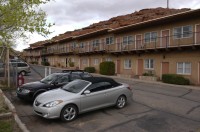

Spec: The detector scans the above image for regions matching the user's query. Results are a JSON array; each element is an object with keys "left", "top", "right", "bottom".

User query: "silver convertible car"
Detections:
[{"left": 33, "top": 77, "right": 132, "bottom": 122}]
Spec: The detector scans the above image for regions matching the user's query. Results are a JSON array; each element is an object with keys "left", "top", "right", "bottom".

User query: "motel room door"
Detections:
[
  {"left": 196, "top": 25, "right": 200, "bottom": 44},
  {"left": 161, "top": 30, "right": 170, "bottom": 48},
  {"left": 162, "top": 62, "right": 169, "bottom": 75},
  {"left": 136, "top": 34, "right": 142, "bottom": 49},
  {"left": 137, "top": 59, "right": 143, "bottom": 75},
  {"left": 116, "top": 60, "right": 121, "bottom": 74}
]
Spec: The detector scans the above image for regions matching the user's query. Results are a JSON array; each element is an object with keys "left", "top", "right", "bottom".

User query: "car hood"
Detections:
[
  {"left": 20, "top": 81, "right": 50, "bottom": 89},
  {"left": 36, "top": 88, "right": 77, "bottom": 103}
]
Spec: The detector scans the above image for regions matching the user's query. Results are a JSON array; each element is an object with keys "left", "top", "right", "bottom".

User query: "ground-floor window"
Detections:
[
  {"left": 94, "top": 58, "right": 99, "bottom": 65},
  {"left": 144, "top": 59, "right": 154, "bottom": 69},
  {"left": 105, "top": 58, "right": 112, "bottom": 62},
  {"left": 177, "top": 62, "right": 191, "bottom": 75},
  {"left": 82, "top": 59, "right": 87, "bottom": 65},
  {"left": 124, "top": 59, "right": 132, "bottom": 69}
]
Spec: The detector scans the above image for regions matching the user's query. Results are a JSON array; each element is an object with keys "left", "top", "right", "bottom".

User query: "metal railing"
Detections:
[{"left": 33, "top": 32, "right": 200, "bottom": 56}]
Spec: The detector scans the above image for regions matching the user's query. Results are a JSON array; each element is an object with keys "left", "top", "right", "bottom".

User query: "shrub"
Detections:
[
  {"left": 142, "top": 72, "right": 154, "bottom": 76},
  {"left": 69, "top": 62, "right": 74, "bottom": 67},
  {"left": 162, "top": 74, "right": 190, "bottom": 85},
  {"left": 41, "top": 61, "right": 50, "bottom": 66},
  {"left": 100, "top": 61, "right": 115, "bottom": 75},
  {"left": 84, "top": 67, "right": 95, "bottom": 73}
]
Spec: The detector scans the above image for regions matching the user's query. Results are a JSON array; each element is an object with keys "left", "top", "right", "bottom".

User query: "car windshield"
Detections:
[
  {"left": 40, "top": 74, "right": 58, "bottom": 84},
  {"left": 62, "top": 80, "right": 90, "bottom": 93}
]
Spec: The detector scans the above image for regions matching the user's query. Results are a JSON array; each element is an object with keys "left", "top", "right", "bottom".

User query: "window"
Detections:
[
  {"left": 87, "top": 82, "right": 110, "bottom": 93},
  {"left": 70, "top": 74, "right": 81, "bottom": 81},
  {"left": 144, "top": 32, "right": 157, "bottom": 43},
  {"left": 124, "top": 59, "right": 132, "bottom": 69},
  {"left": 177, "top": 62, "right": 191, "bottom": 74},
  {"left": 56, "top": 76, "right": 69, "bottom": 84},
  {"left": 123, "top": 36, "right": 134, "bottom": 45},
  {"left": 144, "top": 59, "right": 154, "bottom": 69},
  {"left": 92, "top": 39, "right": 99, "bottom": 47},
  {"left": 82, "top": 59, "right": 87, "bottom": 65},
  {"left": 71, "top": 42, "right": 76, "bottom": 48},
  {"left": 80, "top": 43, "right": 84, "bottom": 48},
  {"left": 106, "top": 37, "right": 114, "bottom": 45},
  {"left": 105, "top": 58, "right": 112, "bottom": 62},
  {"left": 174, "top": 25, "right": 192, "bottom": 39},
  {"left": 94, "top": 59, "right": 99, "bottom": 65},
  {"left": 18, "top": 63, "right": 28, "bottom": 67}
]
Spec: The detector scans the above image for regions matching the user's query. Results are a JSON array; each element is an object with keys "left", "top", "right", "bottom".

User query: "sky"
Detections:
[{"left": 16, "top": 0, "right": 200, "bottom": 51}]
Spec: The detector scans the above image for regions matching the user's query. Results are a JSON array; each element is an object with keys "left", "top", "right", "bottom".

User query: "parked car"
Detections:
[
  {"left": 10, "top": 62, "right": 31, "bottom": 75},
  {"left": 33, "top": 77, "right": 132, "bottom": 122},
  {"left": 17, "top": 72, "right": 93, "bottom": 101}
]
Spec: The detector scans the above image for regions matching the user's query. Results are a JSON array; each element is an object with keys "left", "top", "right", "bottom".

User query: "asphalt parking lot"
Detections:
[{"left": 3, "top": 65, "right": 200, "bottom": 132}]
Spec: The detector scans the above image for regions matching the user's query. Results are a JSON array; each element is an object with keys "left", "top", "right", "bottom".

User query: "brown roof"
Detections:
[{"left": 29, "top": 7, "right": 190, "bottom": 47}]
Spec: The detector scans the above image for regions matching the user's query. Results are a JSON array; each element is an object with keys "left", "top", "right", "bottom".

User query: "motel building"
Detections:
[{"left": 23, "top": 8, "right": 200, "bottom": 85}]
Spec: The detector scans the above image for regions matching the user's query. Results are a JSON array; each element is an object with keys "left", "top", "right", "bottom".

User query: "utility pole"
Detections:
[
  {"left": 6, "top": 46, "right": 10, "bottom": 87},
  {"left": 167, "top": 0, "right": 169, "bottom": 8}
]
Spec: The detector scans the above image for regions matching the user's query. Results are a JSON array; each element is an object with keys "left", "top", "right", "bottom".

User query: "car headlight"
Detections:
[
  {"left": 21, "top": 89, "right": 30, "bottom": 94},
  {"left": 43, "top": 100, "right": 63, "bottom": 108}
]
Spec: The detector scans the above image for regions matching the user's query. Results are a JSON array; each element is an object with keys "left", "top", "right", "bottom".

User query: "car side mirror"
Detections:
[{"left": 83, "top": 90, "right": 91, "bottom": 95}]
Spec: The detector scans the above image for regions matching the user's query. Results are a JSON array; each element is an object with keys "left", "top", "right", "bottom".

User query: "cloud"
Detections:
[{"left": 16, "top": 0, "right": 200, "bottom": 51}]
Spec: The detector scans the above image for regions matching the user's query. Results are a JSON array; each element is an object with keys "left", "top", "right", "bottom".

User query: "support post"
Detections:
[{"left": 7, "top": 47, "right": 10, "bottom": 87}]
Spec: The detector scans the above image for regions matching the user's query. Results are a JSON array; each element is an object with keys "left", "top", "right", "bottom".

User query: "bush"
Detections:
[
  {"left": 142, "top": 72, "right": 154, "bottom": 76},
  {"left": 41, "top": 61, "right": 50, "bottom": 66},
  {"left": 100, "top": 61, "right": 115, "bottom": 75},
  {"left": 84, "top": 67, "right": 95, "bottom": 73},
  {"left": 69, "top": 62, "right": 74, "bottom": 67},
  {"left": 162, "top": 74, "right": 190, "bottom": 85}
]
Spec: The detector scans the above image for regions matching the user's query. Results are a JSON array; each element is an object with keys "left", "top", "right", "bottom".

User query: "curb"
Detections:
[{"left": 0, "top": 89, "right": 30, "bottom": 132}]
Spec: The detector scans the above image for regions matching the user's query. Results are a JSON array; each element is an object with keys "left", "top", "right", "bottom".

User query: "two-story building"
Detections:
[{"left": 24, "top": 8, "right": 200, "bottom": 85}]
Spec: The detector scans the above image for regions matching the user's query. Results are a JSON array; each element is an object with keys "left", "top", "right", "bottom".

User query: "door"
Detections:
[
  {"left": 116, "top": 37, "right": 121, "bottom": 51},
  {"left": 196, "top": 25, "right": 200, "bottom": 44},
  {"left": 136, "top": 34, "right": 142, "bottom": 49},
  {"left": 138, "top": 59, "right": 143, "bottom": 75},
  {"left": 162, "top": 62, "right": 169, "bottom": 75},
  {"left": 80, "top": 83, "right": 107, "bottom": 112},
  {"left": 117, "top": 60, "right": 121, "bottom": 74},
  {"left": 199, "top": 62, "right": 200, "bottom": 85},
  {"left": 65, "top": 58, "right": 68, "bottom": 67},
  {"left": 161, "top": 30, "right": 170, "bottom": 48}
]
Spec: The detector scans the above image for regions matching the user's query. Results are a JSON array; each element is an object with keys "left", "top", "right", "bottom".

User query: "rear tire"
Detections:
[
  {"left": 60, "top": 104, "right": 78, "bottom": 122},
  {"left": 116, "top": 95, "right": 126, "bottom": 109}
]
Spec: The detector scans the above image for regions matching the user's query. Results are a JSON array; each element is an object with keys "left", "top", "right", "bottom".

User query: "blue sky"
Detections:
[{"left": 16, "top": 0, "right": 200, "bottom": 51}]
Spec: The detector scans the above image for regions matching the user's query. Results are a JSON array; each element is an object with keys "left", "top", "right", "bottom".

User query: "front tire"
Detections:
[
  {"left": 116, "top": 95, "right": 126, "bottom": 109},
  {"left": 60, "top": 104, "right": 78, "bottom": 122}
]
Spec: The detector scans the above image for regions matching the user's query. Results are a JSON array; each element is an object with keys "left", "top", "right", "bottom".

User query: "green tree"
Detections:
[{"left": 0, "top": 0, "right": 53, "bottom": 45}]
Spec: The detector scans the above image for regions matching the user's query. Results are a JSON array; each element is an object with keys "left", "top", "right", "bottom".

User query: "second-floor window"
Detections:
[
  {"left": 123, "top": 36, "right": 134, "bottom": 45},
  {"left": 144, "top": 59, "right": 154, "bottom": 69},
  {"left": 71, "top": 43, "right": 77, "bottom": 49},
  {"left": 80, "top": 43, "right": 84, "bottom": 48},
  {"left": 106, "top": 37, "right": 114, "bottom": 45},
  {"left": 173, "top": 25, "right": 192, "bottom": 39},
  {"left": 145, "top": 32, "right": 157, "bottom": 43},
  {"left": 92, "top": 40, "right": 99, "bottom": 47}
]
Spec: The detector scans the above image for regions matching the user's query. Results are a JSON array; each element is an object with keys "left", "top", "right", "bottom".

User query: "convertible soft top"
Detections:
[{"left": 82, "top": 77, "right": 120, "bottom": 86}]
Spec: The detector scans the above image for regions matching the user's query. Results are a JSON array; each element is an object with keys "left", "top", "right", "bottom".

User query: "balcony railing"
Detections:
[{"left": 39, "top": 32, "right": 200, "bottom": 56}]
